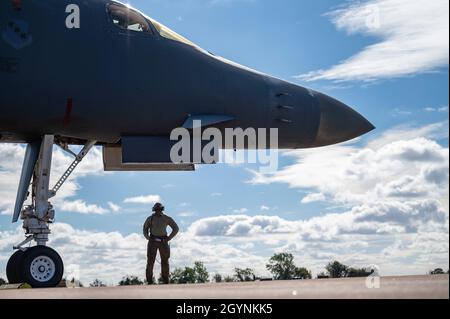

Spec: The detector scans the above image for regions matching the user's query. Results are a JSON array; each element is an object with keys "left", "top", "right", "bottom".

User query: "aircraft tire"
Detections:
[
  {"left": 6, "top": 250, "right": 25, "bottom": 284},
  {"left": 20, "top": 246, "right": 64, "bottom": 288}
]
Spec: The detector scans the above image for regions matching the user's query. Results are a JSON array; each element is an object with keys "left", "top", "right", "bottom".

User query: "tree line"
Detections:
[
  {"left": 1, "top": 254, "right": 447, "bottom": 287},
  {"left": 84, "top": 255, "right": 448, "bottom": 287}
]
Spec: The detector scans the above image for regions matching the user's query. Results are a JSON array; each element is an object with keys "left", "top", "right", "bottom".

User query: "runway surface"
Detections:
[{"left": 1, "top": 275, "right": 448, "bottom": 299}]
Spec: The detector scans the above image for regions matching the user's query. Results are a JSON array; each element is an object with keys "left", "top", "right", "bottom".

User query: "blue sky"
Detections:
[{"left": 0, "top": 0, "right": 448, "bottom": 285}]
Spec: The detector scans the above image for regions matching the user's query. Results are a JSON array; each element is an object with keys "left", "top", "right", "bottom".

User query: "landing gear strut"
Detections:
[{"left": 6, "top": 135, "right": 96, "bottom": 288}]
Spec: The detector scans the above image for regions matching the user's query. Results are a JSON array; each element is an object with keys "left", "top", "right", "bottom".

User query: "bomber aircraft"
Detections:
[{"left": 0, "top": 0, "right": 374, "bottom": 287}]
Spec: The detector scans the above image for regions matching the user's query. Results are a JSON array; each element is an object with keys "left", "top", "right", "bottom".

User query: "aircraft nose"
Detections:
[{"left": 312, "top": 91, "right": 375, "bottom": 147}]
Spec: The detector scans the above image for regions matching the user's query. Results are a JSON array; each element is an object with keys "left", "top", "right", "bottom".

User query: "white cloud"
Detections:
[
  {"left": 60, "top": 200, "right": 108, "bottom": 215},
  {"left": 123, "top": 194, "right": 161, "bottom": 205},
  {"left": 0, "top": 222, "right": 267, "bottom": 284},
  {"left": 233, "top": 208, "right": 249, "bottom": 214},
  {"left": 366, "top": 122, "right": 448, "bottom": 149},
  {"left": 183, "top": 195, "right": 448, "bottom": 275},
  {"left": 424, "top": 106, "right": 449, "bottom": 113},
  {"left": 301, "top": 193, "right": 326, "bottom": 204},
  {"left": 189, "top": 215, "right": 298, "bottom": 237},
  {"left": 391, "top": 108, "right": 412, "bottom": 117},
  {"left": 0, "top": 144, "right": 25, "bottom": 215},
  {"left": 0, "top": 144, "right": 105, "bottom": 216},
  {"left": 246, "top": 122, "right": 449, "bottom": 274},
  {"left": 0, "top": 144, "right": 118, "bottom": 216},
  {"left": 107, "top": 202, "right": 121, "bottom": 213},
  {"left": 251, "top": 123, "right": 449, "bottom": 207},
  {"left": 211, "top": 193, "right": 223, "bottom": 197},
  {"left": 178, "top": 211, "right": 195, "bottom": 217},
  {"left": 1, "top": 124, "right": 448, "bottom": 283},
  {"left": 188, "top": 200, "right": 447, "bottom": 239},
  {"left": 297, "top": 0, "right": 449, "bottom": 82},
  {"left": 260, "top": 205, "right": 270, "bottom": 211}
]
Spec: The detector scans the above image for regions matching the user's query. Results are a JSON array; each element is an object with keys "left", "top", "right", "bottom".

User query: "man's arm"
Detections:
[
  {"left": 167, "top": 217, "right": 179, "bottom": 241},
  {"left": 143, "top": 217, "right": 151, "bottom": 241}
]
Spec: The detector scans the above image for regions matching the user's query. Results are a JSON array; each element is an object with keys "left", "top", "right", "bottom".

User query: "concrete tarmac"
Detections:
[{"left": 0, "top": 275, "right": 448, "bottom": 299}]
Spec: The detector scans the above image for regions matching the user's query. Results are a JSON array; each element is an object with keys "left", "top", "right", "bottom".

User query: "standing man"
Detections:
[{"left": 143, "top": 202, "right": 179, "bottom": 284}]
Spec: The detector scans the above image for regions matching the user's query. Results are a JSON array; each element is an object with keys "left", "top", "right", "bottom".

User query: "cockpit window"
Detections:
[
  {"left": 108, "top": 1, "right": 198, "bottom": 47},
  {"left": 147, "top": 18, "right": 197, "bottom": 47},
  {"left": 107, "top": 3, "right": 151, "bottom": 33}
]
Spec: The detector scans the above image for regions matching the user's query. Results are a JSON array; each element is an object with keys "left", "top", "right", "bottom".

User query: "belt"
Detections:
[{"left": 150, "top": 235, "right": 167, "bottom": 242}]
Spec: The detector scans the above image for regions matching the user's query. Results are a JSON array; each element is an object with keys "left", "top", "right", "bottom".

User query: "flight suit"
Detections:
[{"left": 143, "top": 213, "right": 179, "bottom": 284}]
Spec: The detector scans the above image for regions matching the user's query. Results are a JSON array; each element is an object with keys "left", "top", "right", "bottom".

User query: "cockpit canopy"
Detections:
[{"left": 107, "top": 2, "right": 197, "bottom": 48}]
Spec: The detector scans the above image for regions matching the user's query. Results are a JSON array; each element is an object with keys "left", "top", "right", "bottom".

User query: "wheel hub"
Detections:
[{"left": 30, "top": 255, "right": 55, "bottom": 282}]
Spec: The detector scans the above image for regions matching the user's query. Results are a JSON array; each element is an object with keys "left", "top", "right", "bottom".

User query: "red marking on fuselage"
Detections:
[{"left": 63, "top": 98, "right": 73, "bottom": 126}]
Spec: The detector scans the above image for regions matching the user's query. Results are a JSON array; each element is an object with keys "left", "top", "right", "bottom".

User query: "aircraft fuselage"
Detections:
[{"left": 0, "top": 0, "right": 374, "bottom": 149}]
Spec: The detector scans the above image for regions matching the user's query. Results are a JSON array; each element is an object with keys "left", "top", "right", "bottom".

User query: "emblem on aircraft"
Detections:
[{"left": 2, "top": 19, "right": 32, "bottom": 50}]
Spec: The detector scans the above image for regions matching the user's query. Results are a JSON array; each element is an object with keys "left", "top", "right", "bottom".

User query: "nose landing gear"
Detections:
[{"left": 6, "top": 135, "right": 96, "bottom": 288}]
